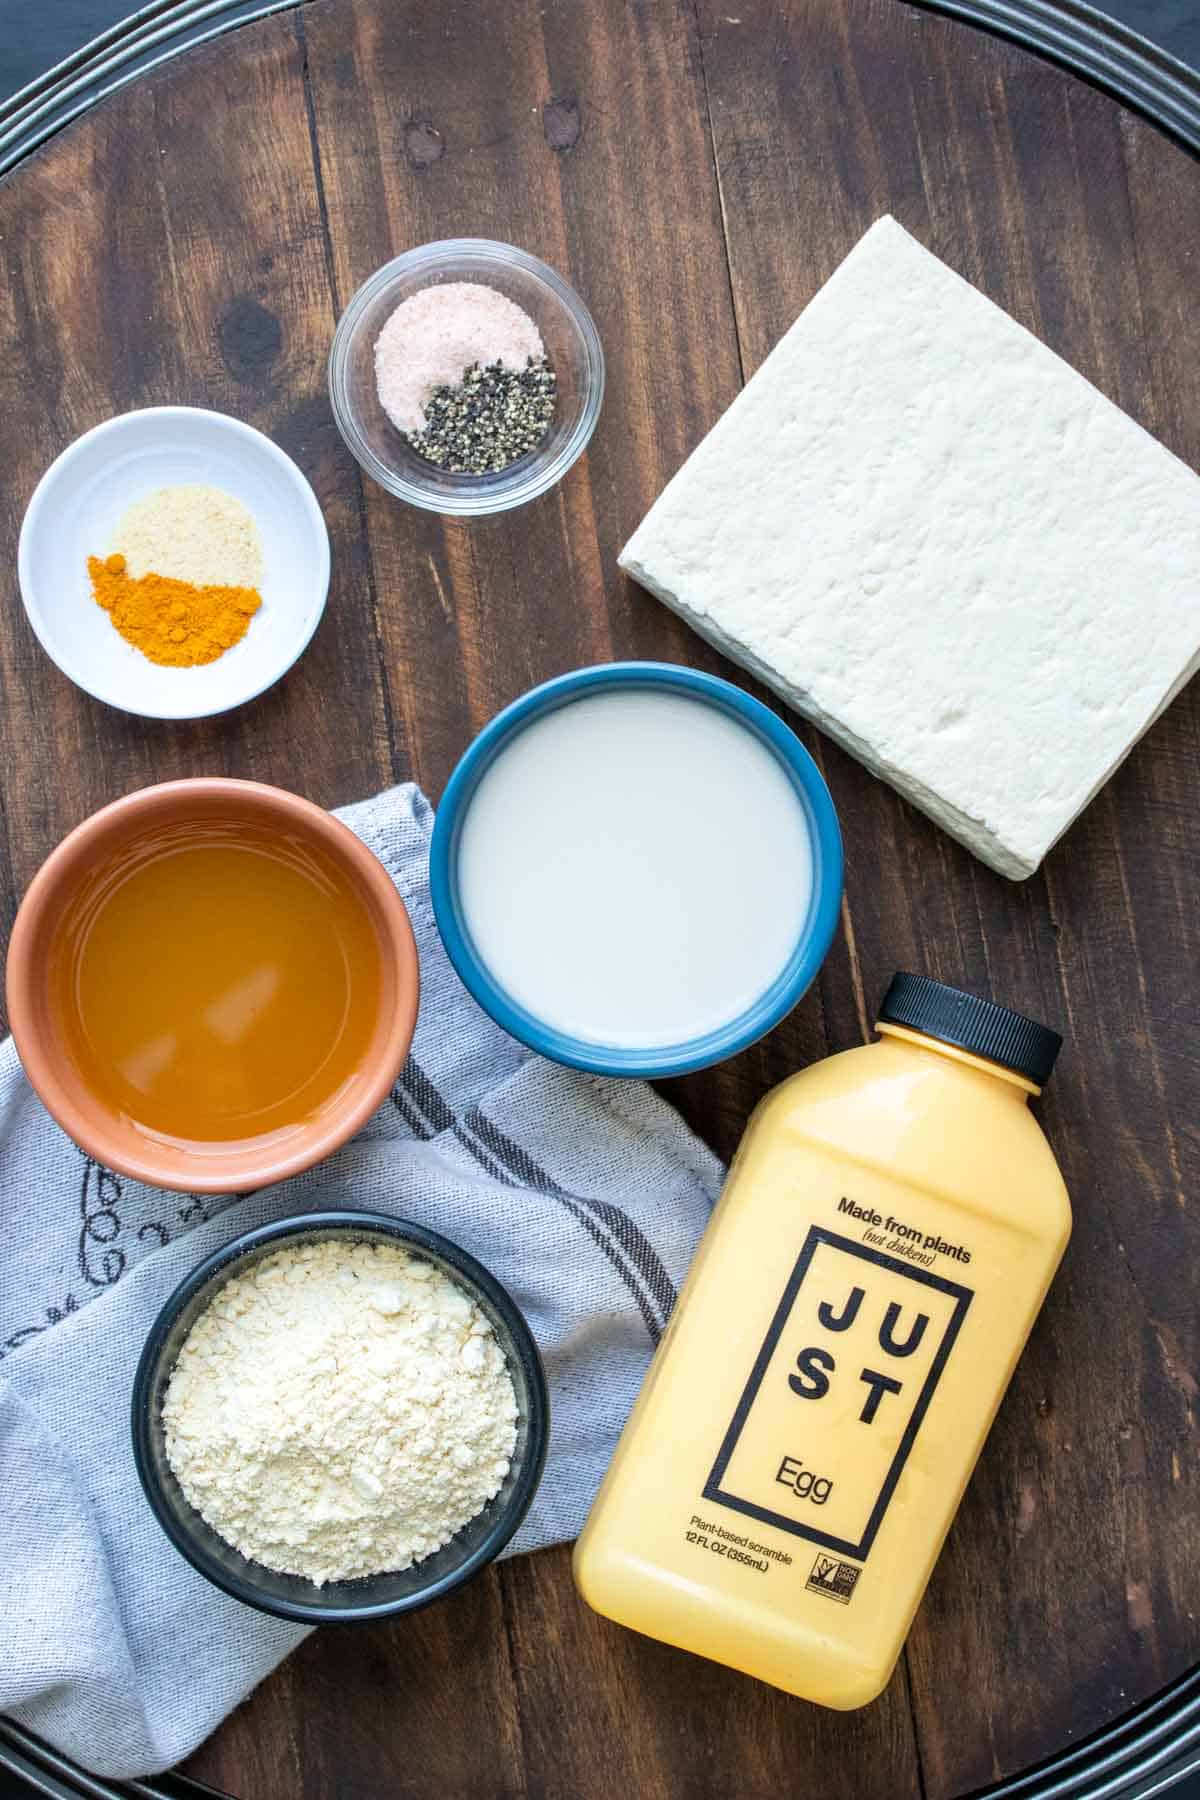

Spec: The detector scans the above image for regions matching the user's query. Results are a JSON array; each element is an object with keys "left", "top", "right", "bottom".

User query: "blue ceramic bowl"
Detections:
[{"left": 430, "top": 663, "right": 843, "bottom": 1079}]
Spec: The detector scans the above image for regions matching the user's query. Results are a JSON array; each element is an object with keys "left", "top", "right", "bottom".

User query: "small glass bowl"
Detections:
[
  {"left": 132, "top": 1211, "right": 550, "bottom": 1623},
  {"left": 328, "top": 239, "right": 604, "bottom": 516}
]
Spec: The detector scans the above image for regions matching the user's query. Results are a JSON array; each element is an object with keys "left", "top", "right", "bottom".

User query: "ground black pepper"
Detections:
[{"left": 406, "top": 356, "right": 557, "bottom": 475}]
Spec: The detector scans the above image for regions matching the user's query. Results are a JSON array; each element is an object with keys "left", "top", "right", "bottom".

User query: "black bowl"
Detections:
[{"left": 131, "top": 1209, "right": 550, "bottom": 1623}]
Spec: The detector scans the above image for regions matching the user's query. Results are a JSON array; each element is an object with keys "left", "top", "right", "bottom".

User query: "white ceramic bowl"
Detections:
[{"left": 18, "top": 407, "right": 330, "bottom": 720}]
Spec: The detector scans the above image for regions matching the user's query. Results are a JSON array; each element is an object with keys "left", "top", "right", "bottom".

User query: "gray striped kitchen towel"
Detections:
[{"left": 0, "top": 783, "right": 723, "bottom": 1780}]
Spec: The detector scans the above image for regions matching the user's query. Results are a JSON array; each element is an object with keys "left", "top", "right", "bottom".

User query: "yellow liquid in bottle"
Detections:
[
  {"left": 48, "top": 821, "right": 382, "bottom": 1146},
  {"left": 574, "top": 1020, "right": 1071, "bottom": 1708}
]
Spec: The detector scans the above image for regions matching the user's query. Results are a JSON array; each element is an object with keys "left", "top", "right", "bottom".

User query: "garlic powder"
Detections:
[
  {"left": 162, "top": 1238, "right": 519, "bottom": 1585},
  {"left": 114, "top": 484, "right": 263, "bottom": 590}
]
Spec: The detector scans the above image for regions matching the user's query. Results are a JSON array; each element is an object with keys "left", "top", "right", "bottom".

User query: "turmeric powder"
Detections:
[{"left": 88, "top": 553, "right": 261, "bottom": 668}]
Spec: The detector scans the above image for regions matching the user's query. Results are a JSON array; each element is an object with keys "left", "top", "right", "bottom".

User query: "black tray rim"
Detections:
[
  {"left": 0, "top": 0, "right": 1197, "bottom": 1796},
  {"left": 0, "top": 0, "right": 1198, "bottom": 173},
  {"left": 2, "top": 0, "right": 1196, "bottom": 172}
]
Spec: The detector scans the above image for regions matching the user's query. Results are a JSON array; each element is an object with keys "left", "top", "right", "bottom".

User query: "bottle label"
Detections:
[{"left": 703, "top": 1226, "right": 973, "bottom": 1561}]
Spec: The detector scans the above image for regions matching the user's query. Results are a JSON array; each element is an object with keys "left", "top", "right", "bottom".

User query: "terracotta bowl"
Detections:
[{"left": 6, "top": 779, "right": 419, "bottom": 1192}]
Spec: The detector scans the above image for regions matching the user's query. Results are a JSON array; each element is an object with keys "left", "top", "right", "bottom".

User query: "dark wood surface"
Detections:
[{"left": 0, "top": 1, "right": 1196, "bottom": 1795}]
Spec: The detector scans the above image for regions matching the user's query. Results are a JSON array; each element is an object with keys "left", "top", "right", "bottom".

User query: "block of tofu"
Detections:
[{"left": 620, "top": 215, "right": 1200, "bottom": 879}]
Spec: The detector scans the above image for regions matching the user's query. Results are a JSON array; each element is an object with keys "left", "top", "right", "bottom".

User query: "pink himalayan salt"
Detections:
[{"left": 374, "top": 282, "right": 545, "bottom": 434}]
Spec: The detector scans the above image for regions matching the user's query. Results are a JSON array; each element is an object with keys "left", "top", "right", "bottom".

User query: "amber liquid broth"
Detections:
[{"left": 49, "top": 821, "right": 382, "bottom": 1144}]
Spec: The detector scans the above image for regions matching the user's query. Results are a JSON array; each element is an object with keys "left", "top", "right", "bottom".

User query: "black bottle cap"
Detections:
[{"left": 877, "top": 972, "right": 1062, "bottom": 1087}]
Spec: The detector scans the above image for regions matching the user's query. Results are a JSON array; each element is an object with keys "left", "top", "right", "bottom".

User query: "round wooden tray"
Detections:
[{"left": 0, "top": 2, "right": 1197, "bottom": 1796}]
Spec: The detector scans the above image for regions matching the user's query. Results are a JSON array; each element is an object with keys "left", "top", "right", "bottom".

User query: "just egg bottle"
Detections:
[{"left": 573, "top": 974, "right": 1071, "bottom": 1708}]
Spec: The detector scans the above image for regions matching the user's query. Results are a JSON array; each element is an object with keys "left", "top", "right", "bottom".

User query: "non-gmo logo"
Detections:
[{"left": 806, "top": 1553, "right": 861, "bottom": 1604}]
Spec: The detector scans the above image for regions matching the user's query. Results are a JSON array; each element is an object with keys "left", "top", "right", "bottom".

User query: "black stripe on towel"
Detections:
[
  {"left": 465, "top": 1107, "right": 677, "bottom": 1325},
  {"left": 395, "top": 1058, "right": 666, "bottom": 1344}
]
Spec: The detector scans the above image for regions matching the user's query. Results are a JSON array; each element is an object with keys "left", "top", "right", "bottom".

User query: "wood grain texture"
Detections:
[
  {"left": 0, "top": 0, "right": 1194, "bottom": 1795},
  {"left": 0, "top": 10, "right": 393, "bottom": 926},
  {"left": 694, "top": 2, "right": 1200, "bottom": 1792}
]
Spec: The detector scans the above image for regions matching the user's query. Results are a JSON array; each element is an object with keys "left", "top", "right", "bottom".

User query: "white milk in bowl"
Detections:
[{"left": 455, "top": 688, "right": 816, "bottom": 1052}]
